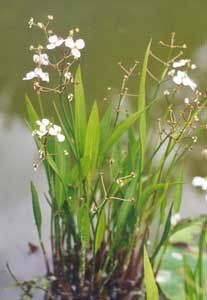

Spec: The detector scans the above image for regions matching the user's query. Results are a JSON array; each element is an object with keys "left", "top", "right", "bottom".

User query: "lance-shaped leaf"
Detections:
[
  {"left": 25, "top": 94, "right": 39, "bottom": 129},
  {"left": 31, "top": 181, "right": 42, "bottom": 239},
  {"left": 144, "top": 246, "right": 159, "bottom": 300},
  {"left": 99, "top": 110, "right": 143, "bottom": 166},
  {"left": 100, "top": 104, "right": 113, "bottom": 146},
  {"left": 74, "top": 66, "right": 87, "bottom": 157},
  {"left": 83, "top": 102, "right": 100, "bottom": 177},
  {"left": 95, "top": 209, "right": 106, "bottom": 254},
  {"left": 173, "top": 164, "right": 184, "bottom": 213},
  {"left": 138, "top": 40, "right": 152, "bottom": 171},
  {"left": 77, "top": 204, "right": 90, "bottom": 246}
]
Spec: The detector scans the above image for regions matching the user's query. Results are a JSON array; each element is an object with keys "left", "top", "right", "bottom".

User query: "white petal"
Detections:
[
  {"left": 42, "top": 119, "right": 50, "bottom": 126},
  {"left": 47, "top": 43, "right": 56, "bottom": 50},
  {"left": 173, "top": 59, "right": 189, "bottom": 68},
  {"left": 173, "top": 75, "right": 182, "bottom": 85},
  {"left": 35, "top": 68, "right": 49, "bottom": 82},
  {"left": 48, "top": 35, "right": 58, "bottom": 43},
  {"left": 41, "top": 72, "right": 49, "bottom": 82},
  {"left": 56, "top": 38, "right": 64, "bottom": 47},
  {"left": 201, "top": 180, "right": 207, "bottom": 191},
  {"left": 41, "top": 54, "right": 49, "bottom": 65},
  {"left": 182, "top": 76, "right": 197, "bottom": 90},
  {"left": 65, "top": 37, "right": 75, "bottom": 48},
  {"left": 53, "top": 125, "right": 61, "bottom": 133},
  {"left": 39, "top": 124, "right": 47, "bottom": 133},
  {"left": 71, "top": 48, "right": 81, "bottom": 59},
  {"left": 192, "top": 176, "right": 205, "bottom": 187},
  {"left": 191, "top": 64, "right": 197, "bottom": 70},
  {"left": 75, "top": 39, "right": 85, "bottom": 49},
  {"left": 48, "top": 127, "right": 57, "bottom": 136},
  {"left": 57, "top": 134, "right": 65, "bottom": 142},
  {"left": 33, "top": 54, "right": 40, "bottom": 64},
  {"left": 23, "top": 71, "right": 36, "bottom": 80}
]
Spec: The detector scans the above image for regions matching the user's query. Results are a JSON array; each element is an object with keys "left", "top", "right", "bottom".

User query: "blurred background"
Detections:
[{"left": 1, "top": 0, "right": 207, "bottom": 298}]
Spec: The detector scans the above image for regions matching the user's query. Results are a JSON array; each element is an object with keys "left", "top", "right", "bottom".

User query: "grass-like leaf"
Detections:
[
  {"left": 31, "top": 181, "right": 42, "bottom": 239},
  {"left": 78, "top": 204, "right": 90, "bottom": 246},
  {"left": 99, "top": 110, "right": 144, "bottom": 166},
  {"left": 138, "top": 40, "right": 152, "bottom": 171},
  {"left": 144, "top": 246, "right": 159, "bottom": 300},
  {"left": 95, "top": 209, "right": 106, "bottom": 254},
  {"left": 75, "top": 66, "right": 87, "bottom": 157},
  {"left": 25, "top": 94, "right": 39, "bottom": 129},
  {"left": 84, "top": 102, "right": 100, "bottom": 178},
  {"left": 173, "top": 165, "right": 184, "bottom": 213}
]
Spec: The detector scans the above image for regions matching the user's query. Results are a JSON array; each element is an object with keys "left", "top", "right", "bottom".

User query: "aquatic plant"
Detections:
[{"left": 16, "top": 15, "right": 207, "bottom": 299}]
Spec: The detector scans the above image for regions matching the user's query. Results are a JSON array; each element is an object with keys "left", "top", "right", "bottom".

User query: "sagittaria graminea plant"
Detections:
[{"left": 21, "top": 16, "right": 207, "bottom": 299}]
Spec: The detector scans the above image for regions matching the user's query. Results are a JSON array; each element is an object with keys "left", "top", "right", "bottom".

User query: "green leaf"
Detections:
[
  {"left": 152, "top": 204, "right": 173, "bottom": 259},
  {"left": 31, "top": 181, "right": 42, "bottom": 239},
  {"left": 47, "top": 155, "right": 66, "bottom": 186},
  {"left": 77, "top": 204, "right": 90, "bottom": 245},
  {"left": 173, "top": 165, "right": 184, "bottom": 213},
  {"left": 100, "top": 104, "right": 113, "bottom": 146},
  {"left": 25, "top": 94, "right": 39, "bottom": 129},
  {"left": 83, "top": 102, "right": 100, "bottom": 177},
  {"left": 144, "top": 246, "right": 159, "bottom": 300},
  {"left": 54, "top": 140, "right": 68, "bottom": 208},
  {"left": 138, "top": 40, "right": 152, "bottom": 171},
  {"left": 74, "top": 66, "right": 87, "bottom": 157},
  {"left": 99, "top": 110, "right": 143, "bottom": 166},
  {"left": 95, "top": 209, "right": 106, "bottom": 254},
  {"left": 195, "top": 219, "right": 207, "bottom": 300},
  {"left": 184, "top": 257, "right": 197, "bottom": 300}
]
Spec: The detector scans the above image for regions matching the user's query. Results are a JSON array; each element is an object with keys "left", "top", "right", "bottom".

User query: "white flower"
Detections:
[
  {"left": 33, "top": 119, "right": 65, "bottom": 142},
  {"left": 33, "top": 53, "right": 49, "bottom": 65},
  {"left": 163, "top": 90, "right": 170, "bottom": 96},
  {"left": 48, "top": 15, "right": 54, "bottom": 21},
  {"left": 184, "top": 97, "right": 190, "bottom": 105},
  {"left": 48, "top": 124, "right": 65, "bottom": 142},
  {"left": 170, "top": 213, "right": 181, "bottom": 226},
  {"left": 191, "top": 64, "right": 197, "bottom": 70},
  {"left": 192, "top": 176, "right": 207, "bottom": 190},
  {"left": 172, "top": 59, "right": 189, "bottom": 68},
  {"left": 47, "top": 35, "right": 64, "bottom": 50},
  {"left": 172, "top": 70, "right": 197, "bottom": 91},
  {"left": 23, "top": 68, "right": 49, "bottom": 82},
  {"left": 64, "top": 71, "right": 72, "bottom": 80},
  {"left": 65, "top": 37, "right": 85, "bottom": 59},
  {"left": 34, "top": 119, "right": 50, "bottom": 138}
]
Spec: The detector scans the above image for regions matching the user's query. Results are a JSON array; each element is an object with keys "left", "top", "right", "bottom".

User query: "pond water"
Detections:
[{"left": 1, "top": 1, "right": 207, "bottom": 298}]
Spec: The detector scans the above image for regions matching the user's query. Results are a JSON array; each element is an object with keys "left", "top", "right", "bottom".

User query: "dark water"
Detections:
[{"left": 1, "top": 1, "right": 207, "bottom": 298}]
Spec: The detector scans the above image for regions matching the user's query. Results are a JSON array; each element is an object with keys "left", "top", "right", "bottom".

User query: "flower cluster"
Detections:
[
  {"left": 168, "top": 59, "right": 197, "bottom": 91},
  {"left": 192, "top": 176, "right": 207, "bottom": 202},
  {"left": 23, "top": 16, "right": 85, "bottom": 90},
  {"left": 32, "top": 118, "right": 65, "bottom": 142}
]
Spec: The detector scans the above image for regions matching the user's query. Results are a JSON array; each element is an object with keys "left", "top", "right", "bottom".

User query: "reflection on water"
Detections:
[
  {"left": 0, "top": 113, "right": 50, "bottom": 299},
  {"left": 1, "top": 0, "right": 207, "bottom": 298}
]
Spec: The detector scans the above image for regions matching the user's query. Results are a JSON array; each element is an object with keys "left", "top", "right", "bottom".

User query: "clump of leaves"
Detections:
[{"left": 13, "top": 17, "right": 207, "bottom": 299}]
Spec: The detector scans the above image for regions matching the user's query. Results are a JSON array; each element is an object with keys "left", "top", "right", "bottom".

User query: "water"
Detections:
[{"left": 1, "top": 1, "right": 207, "bottom": 298}]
